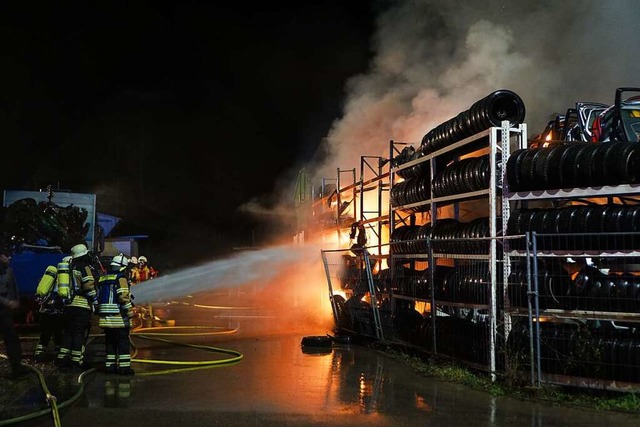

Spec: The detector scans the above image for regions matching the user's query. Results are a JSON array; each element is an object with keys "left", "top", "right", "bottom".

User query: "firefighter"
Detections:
[
  {"left": 0, "top": 249, "right": 31, "bottom": 379},
  {"left": 349, "top": 221, "right": 367, "bottom": 249},
  {"left": 136, "top": 256, "right": 158, "bottom": 282},
  {"left": 97, "top": 253, "right": 135, "bottom": 375},
  {"left": 33, "top": 256, "right": 69, "bottom": 362},
  {"left": 56, "top": 243, "right": 98, "bottom": 370},
  {"left": 128, "top": 256, "right": 139, "bottom": 284}
]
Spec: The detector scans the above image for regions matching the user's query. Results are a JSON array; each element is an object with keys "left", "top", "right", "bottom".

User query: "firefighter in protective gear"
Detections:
[
  {"left": 97, "top": 253, "right": 135, "bottom": 375},
  {"left": 128, "top": 256, "right": 139, "bottom": 284},
  {"left": 134, "top": 255, "right": 158, "bottom": 283},
  {"left": 56, "top": 244, "right": 98, "bottom": 369},
  {"left": 33, "top": 256, "right": 69, "bottom": 362}
]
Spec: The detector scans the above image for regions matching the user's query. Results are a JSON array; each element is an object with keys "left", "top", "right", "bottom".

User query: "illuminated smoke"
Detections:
[
  {"left": 242, "top": 0, "right": 640, "bottom": 229},
  {"left": 311, "top": 0, "right": 640, "bottom": 182}
]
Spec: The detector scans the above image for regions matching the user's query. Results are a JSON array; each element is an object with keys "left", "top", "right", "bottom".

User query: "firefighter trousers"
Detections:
[
  {"left": 35, "top": 312, "right": 64, "bottom": 357},
  {"left": 57, "top": 306, "right": 91, "bottom": 366},
  {"left": 104, "top": 327, "right": 131, "bottom": 369}
]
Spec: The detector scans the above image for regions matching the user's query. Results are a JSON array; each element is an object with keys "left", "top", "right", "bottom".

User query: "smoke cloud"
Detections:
[
  {"left": 237, "top": 0, "right": 640, "bottom": 243},
  {"left": 310, "top": 0, "right": 640, "bottom": 182}
]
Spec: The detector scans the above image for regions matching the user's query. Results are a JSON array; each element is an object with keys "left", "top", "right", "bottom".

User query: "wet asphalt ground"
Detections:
[{"left": 2, "top": 288, "right": 640, "bottom": 427}]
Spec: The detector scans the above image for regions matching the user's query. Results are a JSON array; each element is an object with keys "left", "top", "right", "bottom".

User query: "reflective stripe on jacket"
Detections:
[
  {"left": 97, "top": 270, "right": 133, "bottom": 328},
  {"left": 67, "top": 265, "right": 97, "bottom": 310}
]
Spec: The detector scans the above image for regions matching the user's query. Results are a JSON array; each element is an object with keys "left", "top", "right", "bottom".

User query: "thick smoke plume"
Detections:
[
  {"left": 239, "top": 0, "right": 640, "bottom": 240},
  {"left": 311, "top": 0, "right": 640, "bottom": 182}
]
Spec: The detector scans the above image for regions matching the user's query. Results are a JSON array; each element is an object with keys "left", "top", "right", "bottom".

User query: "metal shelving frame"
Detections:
[
  {"left": 359, "top": 155, "right": 390, "bottom": 258},
  {"left": 389, "top": 121, "right": 526, "bottom": 379},
  {"left": 503, "top": 140, "right": 640, "bottom": 390}
]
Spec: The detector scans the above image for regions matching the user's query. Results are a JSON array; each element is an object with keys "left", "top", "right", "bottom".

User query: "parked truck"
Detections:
[{"left": 0, "top": 187, "right": 141, "bottom": 324}]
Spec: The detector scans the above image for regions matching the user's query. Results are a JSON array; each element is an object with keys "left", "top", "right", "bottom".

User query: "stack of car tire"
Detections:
[
  {"left": 432, "top": 154, "right": 501, "bottom": 197},
  {"left": 507, "top": 319, "right": 640, "bottom": 383},
  {"left": 389, "top": 177, "right": 431, "bottom": 212},
  {"left": 390, "top": 89, "right": 525, "bottom": 210},
  {"left": 506, "top": 205, "right": 640, "bottom": 250},
  {"left": 390, "top": 218, "right": 499, "bottom": 255},
  {"left": 506, "top": 141, "right": 640, "bottom": 191},
  {"left": 420, "top": 89, "right": 526, "bottom": 158}
]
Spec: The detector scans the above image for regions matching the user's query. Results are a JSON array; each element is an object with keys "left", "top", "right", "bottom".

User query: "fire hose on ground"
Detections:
[
  {"left": 0, "top": 303, "right": 245, "bottom": 427},
  {"left": 0, "top": 353, "right": 80, "bottom": 427}
]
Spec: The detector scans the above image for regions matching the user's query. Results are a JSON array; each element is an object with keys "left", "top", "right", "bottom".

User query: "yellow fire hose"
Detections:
[
  {"left": 0, "top": 354, "right": 84, "bottom": 427},
  {"left": 167, "top": 300, "right": 257, "bottom": 310},
  {"left": 130, "top": 324, "right": 244, "bottom": 368},
  {"left": 1, "top": 314, "right": 244, "bottom": 426}
]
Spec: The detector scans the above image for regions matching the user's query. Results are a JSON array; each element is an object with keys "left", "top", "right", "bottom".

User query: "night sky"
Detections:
[
  {"left": 3, "top": 1, "right": 639, "bottom": 271},
  {"left": 1, "top": 1, "right": 375, "bottom": 269}
]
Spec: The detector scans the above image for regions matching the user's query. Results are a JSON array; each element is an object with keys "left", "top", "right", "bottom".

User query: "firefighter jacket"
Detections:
[
  {"left": 97, "top": 268, "right": 134, "bottom": 328},
  {"left": 58, "top": 259, "right": 97, "bottom": 310},
  {"left": 133, "top": 265, "right": 158, "bottom": 283},
  {"left": 129, "top": 266, "right": 140, "bottom": 284}
]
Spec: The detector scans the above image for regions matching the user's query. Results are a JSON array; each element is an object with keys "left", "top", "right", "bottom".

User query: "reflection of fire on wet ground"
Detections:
[{"left": 145, "top": 281, "right": 335, "bottom": 339}]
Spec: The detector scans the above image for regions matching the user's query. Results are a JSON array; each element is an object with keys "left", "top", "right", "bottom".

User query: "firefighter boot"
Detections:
[
  {"left": 118, "top": 367, "right": 135, "bottom": 376},
  {"left": 105, "top": 365, "right": 118, "bottom": 375}
]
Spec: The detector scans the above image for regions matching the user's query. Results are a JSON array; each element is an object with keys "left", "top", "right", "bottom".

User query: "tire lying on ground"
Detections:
[{"left": 301, "top": 335, "right": 333, "bottom": 348}]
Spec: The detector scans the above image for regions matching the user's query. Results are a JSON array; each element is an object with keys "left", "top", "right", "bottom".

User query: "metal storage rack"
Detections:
[
  {"left": 319, "top": 153, "right": 393, "bottom": 342},
  {"left": 503, "top": 143, "right": 640, "bottom": 390},
  {"left": 390, "top": 121, "right": 527, "bottom": 376}
]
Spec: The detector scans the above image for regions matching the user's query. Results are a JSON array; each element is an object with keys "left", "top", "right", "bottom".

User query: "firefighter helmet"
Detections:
[
  {"left": 111, "top": 253, "right": 129, "bottom": 267},
  {"left": 138, "top": 256, "right": 147, "bottom": 264},
  {"left": 70, "top": 244, "right": 88, "bottom": 259},
  {"left": 62, "top": 255, "right": 72, "bottom": 263},
  {"left": 130, "top": 256, "right": 138, "bottom": 264}
]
